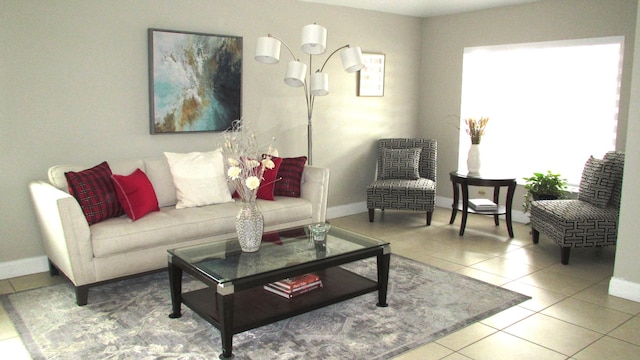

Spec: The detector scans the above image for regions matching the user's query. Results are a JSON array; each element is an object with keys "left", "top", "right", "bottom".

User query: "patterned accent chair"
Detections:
[
  {"left": 366, "top": 138, "right": 437, "bottom": 225},
  {"left": 530, "top": 151, "right": 625, "bottom": 265}
]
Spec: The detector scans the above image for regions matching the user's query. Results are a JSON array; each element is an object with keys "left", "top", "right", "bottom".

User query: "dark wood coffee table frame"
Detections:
[
  {"left": 168, "top": 229, "right": 391, "bottom": 359},
  {"left": 449, "top": 171, "right": 517, "bottom": 238}
]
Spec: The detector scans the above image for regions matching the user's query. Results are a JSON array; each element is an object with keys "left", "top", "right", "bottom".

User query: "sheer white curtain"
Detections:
[{"left": 458, "top": 37, "right": 623, "bottom": 185}]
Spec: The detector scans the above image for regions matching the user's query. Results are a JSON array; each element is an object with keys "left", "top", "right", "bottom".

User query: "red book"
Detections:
[
  {"left": 263, "top": 282, "right": 322, "bottom": 299},
  {"left": 268, "top": 279, "right": 323, "bottom": 293},
  {"left": 271, "top": 273, "right": 320, "bottom": 291}
]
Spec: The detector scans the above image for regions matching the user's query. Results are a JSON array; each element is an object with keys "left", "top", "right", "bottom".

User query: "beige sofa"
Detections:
[{"left": 29, "top": 157, "right": 330, "bottom": 305}]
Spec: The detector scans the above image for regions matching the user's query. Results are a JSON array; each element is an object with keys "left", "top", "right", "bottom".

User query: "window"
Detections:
[{"left": 458, "top": 37, "right": 623, "bottom": 186}]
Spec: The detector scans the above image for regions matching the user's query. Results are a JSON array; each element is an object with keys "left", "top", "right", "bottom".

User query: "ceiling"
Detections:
[{"left": 299, "top": 0, "right": 541, "bottom": 18}]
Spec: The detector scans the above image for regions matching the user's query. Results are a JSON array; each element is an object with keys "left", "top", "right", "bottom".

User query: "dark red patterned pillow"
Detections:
[
  {"left": 274, "top": 156, "right": 307, "bottom": 197},
  {"left": 65, "top": 161, "right": 123, "bottom": 225}
]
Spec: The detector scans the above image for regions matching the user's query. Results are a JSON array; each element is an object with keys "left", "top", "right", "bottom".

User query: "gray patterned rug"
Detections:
[{"left": 2, "top": 255, "right": 528, "bottom": 359}]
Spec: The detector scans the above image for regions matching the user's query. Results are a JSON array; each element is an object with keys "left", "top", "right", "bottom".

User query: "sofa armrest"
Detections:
[
  {"left": 28, "top": 181, "right": 95, "bottom": 285},
  {"left": 300, "top": 166, "right": 330, "bottom": 223}
]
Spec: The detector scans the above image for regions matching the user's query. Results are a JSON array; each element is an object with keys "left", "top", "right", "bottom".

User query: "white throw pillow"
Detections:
[{"left": 164, "top": 150, "right": 232, "bottom": 209}]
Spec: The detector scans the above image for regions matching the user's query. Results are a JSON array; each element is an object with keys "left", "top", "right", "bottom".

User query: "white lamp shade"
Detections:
[
  {"left": 284, "top": 61, "right": 307, "bottom": 87},
  {"left": 255, "top": 36, "right": 281, "bottom": 64},
  {"left": 301, "top": 24, "right": 327, "bottom": 55},
  {"left": 340, "top": 46, "right": 365, "bottom": 72},
  {"left": 310, "top": 72, "right": 329, "bottom": 96}
]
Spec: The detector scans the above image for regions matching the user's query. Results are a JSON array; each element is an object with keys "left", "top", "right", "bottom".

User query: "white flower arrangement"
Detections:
[{"left": 221, "top": 120, "right": 276, "bottom": 202}]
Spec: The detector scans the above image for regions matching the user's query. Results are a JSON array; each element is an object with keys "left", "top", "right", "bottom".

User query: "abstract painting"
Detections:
[{"left": 148, "top": 29, "right": 242, "bottom": 133}]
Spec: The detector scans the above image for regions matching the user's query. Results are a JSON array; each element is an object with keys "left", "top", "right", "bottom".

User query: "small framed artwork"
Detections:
[
  {"left": 357, "top": 53, "right": 385, "bottom": 97},
  {"left": 148, "top": 28, "right": 243, "bottom": 134}
]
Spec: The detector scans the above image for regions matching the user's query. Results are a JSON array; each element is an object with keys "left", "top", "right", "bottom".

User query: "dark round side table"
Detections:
[{"left": 449, "top": 171, "right": 517, "bottom": 238}]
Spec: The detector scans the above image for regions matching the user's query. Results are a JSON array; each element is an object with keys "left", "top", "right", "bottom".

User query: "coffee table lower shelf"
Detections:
[{"left": 181, "top": 266, "right": 378, "bottom": 336}]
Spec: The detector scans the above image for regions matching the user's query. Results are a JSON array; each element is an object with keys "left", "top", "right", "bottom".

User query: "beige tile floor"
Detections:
[{"left": 1, "top": 208, "right": 639, "bottom": 359}]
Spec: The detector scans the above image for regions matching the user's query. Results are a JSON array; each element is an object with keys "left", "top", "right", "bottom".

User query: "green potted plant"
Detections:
[{"left": 522, "top": 171, "right": 568, "bottom": 213}]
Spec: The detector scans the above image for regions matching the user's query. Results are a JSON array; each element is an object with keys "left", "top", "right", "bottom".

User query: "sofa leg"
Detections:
[
  {"left": 368, "top": 209, "right": 374, "bottom": 222},
  {"left": 48, "top": 259, "right": 60, "bottom": 276},
  {"left": 560, "top": 247, "right": 571, "bottom": 265},
  {"left": 426, "top": 211, "right": 432, "bottom": 226},
  {"left": 532, "top": 229, "right": 540, "bottom": 244},
  {"left": 75, "top": 286, "right": 89, "bottom": 306}
]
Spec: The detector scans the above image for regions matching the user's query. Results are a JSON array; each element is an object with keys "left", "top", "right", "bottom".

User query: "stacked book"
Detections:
[
  {"left": 264, "top": 273, "right": 323, "bottom": 299},
  {"left": 468, "top": 198, "right": 498, "bottom": 211}
]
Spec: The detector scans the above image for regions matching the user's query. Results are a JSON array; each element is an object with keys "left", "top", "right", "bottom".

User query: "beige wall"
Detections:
[
  {"left": 612, "top": 0, "right": 640, "bottom": 297},
  {"left": 0, "top": 0, "right": 422, "bottom": 266}
]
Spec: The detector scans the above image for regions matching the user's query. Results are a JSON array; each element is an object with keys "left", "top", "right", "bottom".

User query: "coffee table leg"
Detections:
[
  {"left": 217, "top": 285, "right": 235, "bottom": 359},
  {"left": 376, "top": 247, "right": 391, "bottom": 307},
  {"left": 168, "top": 259, "right": 182, "bottom": 319}
]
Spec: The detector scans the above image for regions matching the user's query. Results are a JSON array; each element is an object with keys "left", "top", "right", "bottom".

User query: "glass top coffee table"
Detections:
[{"left": 167, "top": 225, "right": 391, "bottom": 359}]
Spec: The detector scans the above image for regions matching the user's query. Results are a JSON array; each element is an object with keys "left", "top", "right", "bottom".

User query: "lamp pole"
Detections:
[{"left": 304, "top": 45, "right": 350, "bottom": 165}]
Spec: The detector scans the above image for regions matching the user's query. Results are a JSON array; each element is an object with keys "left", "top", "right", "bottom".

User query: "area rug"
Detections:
[{"left": 2, "top": 254, "right": 529, "bottom": 359}]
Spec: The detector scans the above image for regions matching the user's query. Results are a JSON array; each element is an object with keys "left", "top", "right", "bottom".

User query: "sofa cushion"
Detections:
[
  {"left": 578, "top": 156, "right": 616, "bottom": 208},
  {"left": 164, "top": 150, "right": 232, "bottom": 209},
  {"left": 48, "top": 159, "right": 144, "bottom": 191},
  {"left": 143, "top": 157, "right": 177, "bottom": 207},
  {"left": 90, "top": 198, "right": 313, "bottom": 258},
  {"left": 380, "top": 147, "right": 421, "bottom": 180},
  {"left": 65, "top": 161, "right": 124, "bottom": 225},
  {"left": 112, "top": 169, "right": 160, "bottom": 221},
  {"left": 274, "top": 156, "right": 307, "bottom": 197}
]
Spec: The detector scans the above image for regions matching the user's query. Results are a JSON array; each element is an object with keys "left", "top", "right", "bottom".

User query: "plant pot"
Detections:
[{"left": 533, "top": 194, "right": 559, "bottom": 201}]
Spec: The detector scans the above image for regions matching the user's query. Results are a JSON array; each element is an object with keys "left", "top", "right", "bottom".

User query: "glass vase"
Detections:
[
  {"left": 235, "top": 201, "right": 264, "bottom": 252},
  {"left": 467, "top": 144, "right": 481, "bottom": 174}
]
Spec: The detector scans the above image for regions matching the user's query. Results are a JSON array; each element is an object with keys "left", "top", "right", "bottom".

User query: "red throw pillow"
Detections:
[
  {"left": 261, "top": 232, "right": 283, "bottom": 245},
  {"left": 65, "top": 161, "right": 124, "bottom": 225},
  {"left": 111, "top": 168, "right": 160, "bottom": 221},
  {"left": 257, "top": 156, "right": 283, "bottom": 200},
  {"left": 274, "top": 156, "right": 307, "bottom": 197}
]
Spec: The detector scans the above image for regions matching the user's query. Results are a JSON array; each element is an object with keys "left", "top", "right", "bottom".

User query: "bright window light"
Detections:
[{"left": 458, "top": 37, "right": 623, "bottom": 186}]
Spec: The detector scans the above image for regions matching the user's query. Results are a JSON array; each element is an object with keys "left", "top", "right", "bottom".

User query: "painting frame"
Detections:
[
  {"left": 357, "top": 53, "right": 385, "bottom": 97},
  {"left": 148, "top": 28, "right": 243, "bottom": 134}
]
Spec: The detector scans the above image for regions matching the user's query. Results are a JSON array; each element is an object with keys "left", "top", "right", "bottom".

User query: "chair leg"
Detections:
[
  {"left": 426, "top": 211, "right": 432, "bottom": 226},
  {"left": 368, "top": 209, "right": 374, "bottom": 222},
  {"left": 560, "top": 247, "right": 571, "bottom": 265},
  {"left": 532, "top": 229, "right": 540, "bottom": 244}
]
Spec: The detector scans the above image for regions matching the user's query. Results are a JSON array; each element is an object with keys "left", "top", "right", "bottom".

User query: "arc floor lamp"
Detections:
[{"left": 255, "top": 23, "right": 364, "bottom": 165}]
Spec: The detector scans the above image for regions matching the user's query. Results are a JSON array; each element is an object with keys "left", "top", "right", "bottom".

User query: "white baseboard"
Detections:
[
  {"left": 0, "top": 255, "right": 49, "bottom": 280},
  {"left": 327, "top": 201, "right": 367, "bottom": 219},
  {"left": 609, "top": 277, "right": 640, "bottom": 302},
  {"left": 327, "top": 197, "right": 531, "bottom": 224}
]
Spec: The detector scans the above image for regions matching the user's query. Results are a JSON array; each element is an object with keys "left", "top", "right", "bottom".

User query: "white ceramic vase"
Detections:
[{"left": 467, "top": 144, "right": 481, "bottom": 174}]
